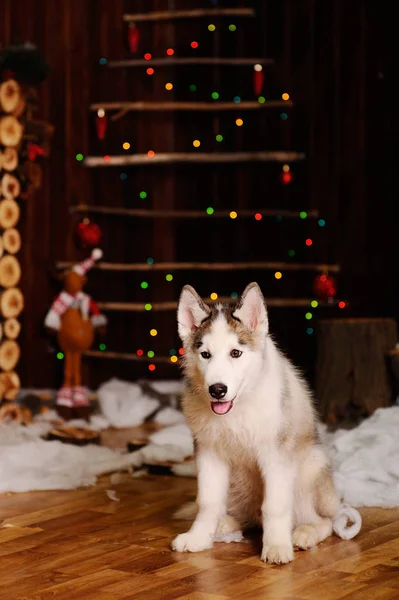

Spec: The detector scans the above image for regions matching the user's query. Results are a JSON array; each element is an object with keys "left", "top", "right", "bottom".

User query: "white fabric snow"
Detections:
[
  {"left": 0, "top": 422, "right": 145, "bottom": 493},
  {"left": 149, "top": 423, "right": 194, "bottom": 457},
  {"left": 0, "top": 417, "right": 194, "bottom": 494},
  {"left": 154, "top": 407, "right": 186, "bottom": 426},
  {"left": 96, "top": 378, "right": 160, "bottom": 427},
  {"left": 321, "top": 406, "right": 399, "bottom": 507}
]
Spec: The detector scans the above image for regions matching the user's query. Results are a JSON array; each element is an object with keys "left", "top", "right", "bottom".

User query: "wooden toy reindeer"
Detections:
[{"left": 45, "top": 249, "right": 107, "bottom": 420}]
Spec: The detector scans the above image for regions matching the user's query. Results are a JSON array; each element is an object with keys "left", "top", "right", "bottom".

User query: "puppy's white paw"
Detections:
[
  {"left": 292, "top": 525, "right": 319, "bottom": 550},
  {"left": 261, "top": 544, "right": 294, "bottom": 565},
  {"left": 171, "top": 531, "right": 213, "bottom": 553}
]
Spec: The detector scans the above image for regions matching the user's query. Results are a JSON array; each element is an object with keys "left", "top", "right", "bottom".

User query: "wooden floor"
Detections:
[{"left": 1, "top": 427, "right": 399, "bottom": 600}]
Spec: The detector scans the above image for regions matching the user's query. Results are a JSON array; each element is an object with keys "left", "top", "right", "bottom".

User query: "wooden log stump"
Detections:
[
  {"left": 315, "top": 318, "right": 398, "bottom": 423},
  {"left": 387, "top": 348, "right": 399, "bottom": 399}
]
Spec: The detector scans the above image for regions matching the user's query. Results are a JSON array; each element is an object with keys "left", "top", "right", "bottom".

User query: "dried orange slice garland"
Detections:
[
  {"left": 0, "top": 78, "right": 24, "bottom": 392},
  {"left": 47, "top": 426, "right": 101, "bottom": 446}
]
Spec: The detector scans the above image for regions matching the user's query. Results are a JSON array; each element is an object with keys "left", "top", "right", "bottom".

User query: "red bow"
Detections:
[{"left": 27, "top": 143, "right": 45, "bottom": 161}]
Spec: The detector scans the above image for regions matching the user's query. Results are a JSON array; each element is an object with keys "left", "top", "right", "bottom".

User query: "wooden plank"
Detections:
[
  {"left": 57, "top": 261, "right": 340, "bottom": 273},
  {"left": 108, "top": 57, "right": 275, "bottom": 68},
  {"left": 72, "top": 206, "right": 319, "bottom": 219},
  {"left": 96, "top": 298, "right": 329, "bottom": 312},
  {"left": 83, "top": 151, "right": 306, "bottom": 167},
  {"left": 122, "top": 8, "right": 255, "bottom": 22},
  {"left": 84, "top": 350, "right": 175, "bottom": 364},
  {"left": 89, "top": 100, "right": 293, "bottom": 112}
]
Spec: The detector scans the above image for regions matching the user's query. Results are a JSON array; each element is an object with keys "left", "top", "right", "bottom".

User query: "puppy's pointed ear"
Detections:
[
  {"left": 233, "top": 282, "right": 268, "bottom": 334},
  {"left": 177, "top": 285, "right": 210, "bottom": 342}
]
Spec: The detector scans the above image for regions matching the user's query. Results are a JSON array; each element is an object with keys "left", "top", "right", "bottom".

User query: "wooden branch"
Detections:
[
  {"left": 25, "top": 390, "right": 97, "bottom": 403},
  {"left": 84, "top": 350, "right": 176, "bottom": 364},
  {"left": 72, "top": 205, "right": 319, "bottom": 220},
  {"left": 108, "top": 57, "right": 275, "bottom": 68},
  {"left": 84, "top": 151, "right": 306, "bottom": 167},
  {"left": 123, "top": 8, "right": 255, "bottom": 22},
  {"left": 112, "top": 109, "right": 129, "bottom": 122},
  {"left": 58, "top": 261, "right": 341, "bottom": 273},
  {"left": 97, "top": 298, "right": 326, "bottom": 312},
  {"left": 89, "top": 100, "right": 293, "bottom": 113}
]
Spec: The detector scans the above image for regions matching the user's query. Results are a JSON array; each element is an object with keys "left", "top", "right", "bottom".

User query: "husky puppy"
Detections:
[{"left": 171, "top": 283, "right": 361, "bottom": 564}]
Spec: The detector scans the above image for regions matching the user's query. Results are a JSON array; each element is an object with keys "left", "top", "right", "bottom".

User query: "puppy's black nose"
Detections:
[{"left": 209, "top": 383, "right": 228, "bottom": 400}]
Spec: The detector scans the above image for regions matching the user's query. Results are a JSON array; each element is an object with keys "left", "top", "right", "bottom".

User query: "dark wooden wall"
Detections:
[{"left": 1, "top": 0, "right": 395, "bottom": 389}]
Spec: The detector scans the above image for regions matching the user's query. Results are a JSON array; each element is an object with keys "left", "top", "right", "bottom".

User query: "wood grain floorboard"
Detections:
[{"left": 0, "top": 427, "right": 398, "bottom": 599}]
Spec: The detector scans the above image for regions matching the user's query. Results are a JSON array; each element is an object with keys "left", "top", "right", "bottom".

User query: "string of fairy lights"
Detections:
[{"left": 70, "top": 17, "right": 347, "bottom": 371}]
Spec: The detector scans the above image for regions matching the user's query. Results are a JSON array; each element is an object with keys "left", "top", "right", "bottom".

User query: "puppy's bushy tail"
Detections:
[
  {"left": 173, "top": 501, "right": 197, "bottom": 520},
  {"left": 333, "top": 504, "right": 362, "bottom": 540}
]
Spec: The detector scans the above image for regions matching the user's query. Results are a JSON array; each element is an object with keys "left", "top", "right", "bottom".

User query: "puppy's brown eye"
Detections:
[
  {"left": 201, "top": 351, "right": 211, "bottom": 359},
  {"left": 230, "top": 349, "right": 242, "bottom": 358}
]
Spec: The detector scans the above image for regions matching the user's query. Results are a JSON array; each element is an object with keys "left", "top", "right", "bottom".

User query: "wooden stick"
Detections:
[
  {"left": 84, "top": 151, "right": 305, "bottom": 167},
  {"left": 112, "top": 109, "right": 129, "bottom": 122},
  {"left": 90, "top": 100, "right": 293, "bottom": 112},
  {"left": 108, "top": 57, "right": 275, "bottom": 68},
  {"left": 123, "top": 8, "right": 255, "bottom": 22},
  {"left": 84, "top": 350, "right": 176, "bottom": 364},
  {"left": 58, "top": 261, "right": 341, "bottom": 273},
  {"left": 72, "top": 205, "right": 319, "bottom": 220},
  {"left": 27, "top": 390, "right": 97, "bottom": 403},
  {"left": 97, "top": 298, "right": 324, "bottom": 312}
]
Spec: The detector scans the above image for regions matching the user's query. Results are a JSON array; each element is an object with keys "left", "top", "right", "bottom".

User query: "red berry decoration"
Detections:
[
  {"left": 312, "top": 274, "right": 337, "bottom": 301},
  {"left": 128, "top": 23, "right": 140, "bottom": 53},
  {"left": 95, "top": 111, "right": 107, "bottom": 141},
  {"left": 280, "top": 170, "right": 293, "bottom": 185},
  {"left": 75, "top": 219, "right": 102, "bottom": 249},
  {"left": 253, "top": 69, "right": 264, "bottom": 96},
  {"left": 27, "top": 143, "right": 45, "bottom": 161}
]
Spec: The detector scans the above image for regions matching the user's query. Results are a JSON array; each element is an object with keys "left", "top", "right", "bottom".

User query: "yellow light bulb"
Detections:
[
  {"left": 282, "top": 92, "right": 290, "bottom": 101},
  {"left": 210, "top": 292, "right": 218, "bottom": 300},
  {"left": 165, "top": 82, "right": 173, "bottom": 90},
  {"left": 150, "top": 329, "right": 158, "bottom": 336},
  {"left": 275, "top": 271, "right": 283, "bottom": 280},
  {"left": 235, "top": 118, "right": 243, "bottom": 127},
  {"left": 170, "top": 355, "right": 178, "bottom": 363},
  {"left": 123, "top": 142, "right": 130, "bottom": 150},
  {"left": 193, "top": 139, "right": 201, "bottom": 147}
]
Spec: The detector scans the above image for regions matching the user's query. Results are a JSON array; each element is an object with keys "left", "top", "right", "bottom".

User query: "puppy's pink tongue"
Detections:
[{"left": 211, "top": 401, "right": 233, "bottom": 415}]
